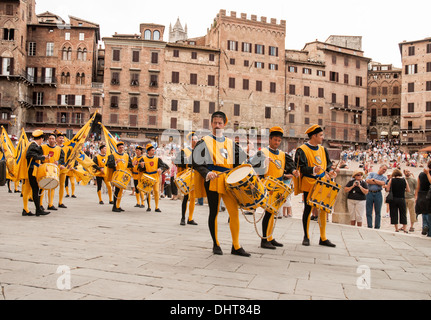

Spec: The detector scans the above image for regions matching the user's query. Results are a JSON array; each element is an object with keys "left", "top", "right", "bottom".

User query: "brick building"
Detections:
[
  {"left": 399, "top": 38, "right": 431, "bottom": 151},
  {"left": 367, "top": 62, "right": 401, "bottom": 141}
]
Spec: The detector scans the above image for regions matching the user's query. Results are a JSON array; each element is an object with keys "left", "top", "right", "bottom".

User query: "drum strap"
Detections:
[{"left": 207, "top": 165, "right": 231, "bottom": 173}]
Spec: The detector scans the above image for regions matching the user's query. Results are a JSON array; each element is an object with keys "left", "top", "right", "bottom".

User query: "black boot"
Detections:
[
  {"left": 231, "top": 246, "right": 251, "bottom": 257},
  {"left": 261, "top": 239, "right": 276, "bottom": 250}
]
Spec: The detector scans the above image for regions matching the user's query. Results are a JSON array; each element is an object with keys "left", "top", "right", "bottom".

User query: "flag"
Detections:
[
  {"left": 14, "top": 128, "right": 29, "bottom": 181},
  {"left": 64, "top": 111, "right": 98, "bottom": 170},
  {"left": 76, "top": 151, "right": 98, "bottom": 176},
  {"left": 1, "top": 126, "right": 17, "bottom": 179},
  {"left": 100, "top": 123, "right": 118, "bottom": 157}
]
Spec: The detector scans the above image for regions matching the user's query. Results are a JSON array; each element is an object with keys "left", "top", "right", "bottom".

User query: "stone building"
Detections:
[
  {"left": 399, "top": 38, "right": 431, "bottom": 151},
  {"left": 285, "top": 37, "right": 370, "bottom": 151},
  {"left": 367, "top": 62, "right": 401, "bottom": 141},
  {"left": 169, "top": 18, "right": 187, "bottom": 43}
]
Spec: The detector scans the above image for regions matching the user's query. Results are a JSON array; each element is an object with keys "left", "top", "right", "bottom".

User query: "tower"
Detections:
[{"left": 169, "top": 17, "right": 188, "bottom": 43}]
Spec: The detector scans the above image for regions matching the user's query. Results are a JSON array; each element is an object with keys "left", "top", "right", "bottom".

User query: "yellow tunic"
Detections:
[
  {"left": 132, "top": 156, "right": 144, "bottom": 180},
  {"left": 298, "top": 144, "right": 328, "bottom": 193},
  {"left": 41, "top": 144, "right": 62, "bottom": 164},
  {"left": 261, "top": 147, "right": 286, "bottom": 180}
]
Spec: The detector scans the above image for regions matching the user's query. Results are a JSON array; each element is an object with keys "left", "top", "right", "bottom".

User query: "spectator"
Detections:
[
  {"left": 344, "top": 171, "right": 369, "bottom": 227},
  {"left": 386, "top": 169, "right": 410, "bottom": 233},
  {"left": 403, "top": 169, "right": 418, "bottom": 232},
  {"left": 415, "top": 162, "right": 431, "bottom": 238},
  {"left": 365, "top": 164, "right": 388, "bottom": 229}
]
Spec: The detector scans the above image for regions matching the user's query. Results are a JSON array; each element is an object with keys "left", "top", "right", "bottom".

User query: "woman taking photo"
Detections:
[
  {"left": 344, "top": 171, "right": 369, "bottom": 227},
  {"left": 386, "top": 169, "right": 410, "bottom": 233},
  {"left": 415, "top": 161, "right": 431, "bottom": 237}
]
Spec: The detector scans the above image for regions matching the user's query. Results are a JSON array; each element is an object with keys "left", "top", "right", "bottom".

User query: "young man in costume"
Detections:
[
  {"left": 139, "top": 144, "right": 169, "bottom": 212},
  {"left": 176, "top": 132, "right": 199, "bottom": 226},
  {"left": 294, "top": 125, "right": 337, "bottom": 247},
  {"left": 250, "top": 127, "right": 298, "bottom": 250},
  {"left": 193, "top": 111, "right": 251, "bottom": 257},
  {"left": 132, "top": 146, "right": 146, "bottom": 208},
  {"left": 56, "top": 133, "right": 70, "bottom": 209},
  {"left": 40, "top": 132, "right": 65, "bottom": 211},
  {"left": 92, "top": 144, "right": 113, "bottom": 205},
  {"left": 107, "top": 141, "right": 133, "bottom": 212}
]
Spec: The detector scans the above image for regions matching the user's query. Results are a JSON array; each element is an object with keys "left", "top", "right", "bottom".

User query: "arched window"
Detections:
[
  {"left": 82, "top": 48, "right": 87, "bottom": 61},
  {"left": 144, "top": 29, "right": 151, "bottom": 40},
  {"left": 62, "top": 47, "right": 68, "bottom": 60},
  {"left": 153, "top": 30, "right": 160, "bottom": 41},
  {"left": 66, "top": 72, "right": 70, "bottom": 84},
  {"left": 67, "top": 47, "right": 72, "bottom": 61},
  {"left": 77, "top": 48, "right": 82, "bottom": 61}
]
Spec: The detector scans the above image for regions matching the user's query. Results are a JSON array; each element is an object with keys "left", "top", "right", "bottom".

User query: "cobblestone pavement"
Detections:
[{"left": 0, "top": 162, "right": 430, "bottom": 300}]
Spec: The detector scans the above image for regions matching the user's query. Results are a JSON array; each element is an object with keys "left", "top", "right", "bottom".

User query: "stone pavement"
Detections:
[{"left": 0, "top": 181, "right": 430, "bottom": 301}]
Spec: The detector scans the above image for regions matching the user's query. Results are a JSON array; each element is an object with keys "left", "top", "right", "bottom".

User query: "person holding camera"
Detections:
[
  {"left": 386, "top": 169, "right": 410, "bottom": 233},
  {"left": 345, "top": 171, "right": 369, "bottom": 227}
]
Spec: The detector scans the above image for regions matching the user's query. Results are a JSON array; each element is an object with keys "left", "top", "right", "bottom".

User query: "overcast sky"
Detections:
[{"left": 36, "top": 0, "right": 429, "bottom": 68}]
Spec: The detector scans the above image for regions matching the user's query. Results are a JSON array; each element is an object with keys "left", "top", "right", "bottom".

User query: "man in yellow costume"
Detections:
[
  {"left": 139, "top": 144, "right": 169, "bottom": 213},
  {"left": 294, "top": 125, "right": 337, "bottom": 247},
  {"left": 40, "top": 132, "right": 65, "bottom": 211},
  {"left": 19, "top": 130, "right": 51, "bottom": 217},
  {"left": 132, "top": 146, "right": 145, "bottom": 208},
  {"left": 92, "top": 144, "right": 113, "bottom": 205},
  {"left": 175, "top": 132, "right": 199, "bottom": 226},
  {"left": 107, "top": 141, "right": 133, "bottom": 212},
  {"left": 56, "top": 132, "right": 71, "bottom": 209},
  {"left": 250, "top": 127, "right": 298, "bottom": 250},
  {"left": 193, "top": 111, "right": 251, "bottom": 257}
]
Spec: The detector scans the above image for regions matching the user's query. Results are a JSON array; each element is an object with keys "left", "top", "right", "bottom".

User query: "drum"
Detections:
[
  {"left": 111, "top": 169, "right": 132, "bottom": 189},
  {"left": 36, "top": 163, "right": 59, "bottom": 190},
  {"left": 175, "top": 169, "right": 194, "bottom": 195},
  {"left": 137, "top": 174, "right": 157, "bottom": 193},
  {"left": 261, "top": 177, "right": 293, "bottom": 216},
  {"left": 225, "top": 164, "right": 267, "bottom": 210},
  {"left": 307, "top": 178, "right": 341, "bottom": 214}
]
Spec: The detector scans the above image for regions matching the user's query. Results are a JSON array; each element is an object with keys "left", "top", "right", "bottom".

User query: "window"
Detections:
[
  {"left": 170, "top": 118, "right": 177, "bottom": 129},
  {"left": 234, "top": 104, "right": 240, "bottom": 116},
  {"left": 356, "top": 76, "right": 363, "bottom": 86},
  {"left": 243, "top": 79, "right": 249, "bottom": 90},
  {"left": 329, "top": 71, "right": 339, "bottom": 82},
  {"left": 172, "top": 71, "right": 180, "bottom": 83},
  {"left": 110, "top": 114, "right": 118, "bottom": 124},
  {"left": 193, "top": 101, "right": 200, "bottom": 113},
  {"left": 319, "top": 106, "right": 324, "bottom": 114},
  {"left": 3, "top": 28, "right": 15, "bottom": 41},
  {"left": 356, "top": 97, "right": 361, "bottom": 107},
  {"left": 304, "top": 105, "right": 309, "bottom": 113},
  {"left": 209, "top": 102, "right": 215, "bottom": 114},
  {"left": 427, "top": 44, "right": 431, "bottom": 54},
  {"left": 132, "top": 51, "right": 140, "bottom": 63},
  {"left": 28, "top": 42, "right": 36, "bottom": 56},
  {"left": 289, "top": 103, "right": 295, "bottom": 111},
  {"left": 270, "top": 82, "right": 276, "bottom": 93},
  {"left": 269, "top": 64, "right": 278, "bottom": 70},
  {"left": 304, "top": 117, "right": 310, "bottom": 125},
  {"left": 256, "top": 81, "right": 262, "bottom": 92},
  {"left": 255, "top": 62, "right": 264, "bottom": 69},
  {"left": 255, "top": 44, "right": 265, "bottom": 55},
  {"left": 62, "top": 47, "right": 72, "bottom": 60},
  {"left": 130, "top": 96, "right": 138, "bottom": 109},
  {"left": 148, "top": 116, "right": 157, "bottom": 126},
  {"left": 209, "top": 54, "right": 215, "bottom": 61},
  {"left": 427, "top": 81, "right": 431, "bottom": 91},
  {"left": 344, "top": 74, "right": 349, "bottom": 84},
  {"left": 344, "top": 95, "right": 349, "bottom": 108},
  {"left": 190, "top": 73, "right": 197, "bottom": 85},
  {"left": 5, "top": 4, "right": 13, "bottom": 15},
  {"left": 426, "top": 101, "right": 431, "bottom": 112},
  {"left": 229, "top": 77, "right": 235, "bottom": 89},
  {"left": 318, "top": 88, "right": 324, "bottom": 98},
  {"left": 244, "top": 60, "right": 249, "bottom": 67},
  {"left": 317, "top": 70, "right": 325, "bottom": 77},
  {"left": 408, "top": 46, "right": 415, "bottom": 56},
  {"left": 405, "top": 64, "right": 418, "bottom": 75},
  {"left": 303, "top": 68, "right": 312, "bottom": 75},
  {"left": 144, "top": 30, "right": 151, "bottom": 40},
  {"left": 242, "top": 42, "right": 252, "bottom": 53},
  {"left": 171, "top": 100, "right": 178, "bottom": 111},
  {"left": 265, "top": 107, "right": 271, "bottom": 119},
  {"left": 288, "top": 66, "right": 297, "bottom": 73},
  {"left": 208, "top": 75, "right": 215, "bottom": 86},
  {"left": 289, "top": 114, "right": 295, "bottom": 124},
  {"left": 289, "top": 85, "right": 295, "bottom": 95},
  {"left": 229, "top": 58, "right": 235, "bottom": 65},
  {"left": 149, "top": 74, "right": 158, "bottom": 87},
  {"left": 153, "top": 30, "right": 160, "bottom": 41},
  {"left": 36, "top": 111, "right": 44, "bottom": 123},
  {"left": 191, "top": 52, "right": 197, "bottom": 59},
  {"left": 427, "top": 62, "right": 431, "bottom": 72},
  {"left": 304, "top": 86, "right": 310, "bottom": 97},
  {"left": 65, "top": 32, "right": 70, "bottom": 40},
  {"left": 111, "top": 72, "right": 120, "bottom": 85},
  {"left": 76, "top": 73, "right": 85, "bottom": 85},
  {"left": 227, "top": 40, "right": 238, "bottom": 51},
  {"left": 34, "top": 92, "right": 44, "bottom": 106},
  {"left": 269, "top": 46, "right": 278, "bottom": 56},
  {"left": 151, "top": 52, "right": 158, "bottom": 64},
  {"left": 356, "top": 59, "right": 361, "bottom": 69},
  {"left": 393, "top": 86, "right": 399, "bottom": 94},
  {"left": 344, "top": 57, "right": 349, "bottom": 67},
  {"left": 131, "top": 73, "right": 140, "bottom": 86},
  {"left": 332, "top": 93, "right": 337, "bottom": 104},
  {"left": 382, "top": 87, "right": 388, "bottom": 95},
  {"left": 1, "top": 57, "right": 13, "bottom": 75},
  {"left": 79, "top": 33, "right": 85, "bottom": 41},
  {"left": 110, "top": 96, "right": 119, "bottom": 108},
  {"left": 149, "top": 97, "right": 158, "bottom": 110},
  {"left": 408, "top": 83, "right": 415, "bottom": 92},
  {"left": 173, "top": 50, "right": 179, "bottom": 58},
  {"left": 408, "top": 103, "right": 414, "bottom": 113},
  {"left": 332, "top": 55, "right": 337, "bottom": 64},
  {"left": 46, "top": 42, "right": 54, "bottom": 56},
  {"left": 113, "top": 49, "right": 120, "bottom": 62},
  {"left": 77, "top": 48, "right": 87, "bottom": 61}
]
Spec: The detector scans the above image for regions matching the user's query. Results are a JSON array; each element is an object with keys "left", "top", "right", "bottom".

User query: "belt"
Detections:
[{"left": 369, "top": 190, "right": 381, "bottom": 193}]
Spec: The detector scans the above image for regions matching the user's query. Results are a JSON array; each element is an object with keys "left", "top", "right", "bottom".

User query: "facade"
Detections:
[
  {"left": 367, "top": 62, "right": 401, "bottom": 141},
  {"left": 285, "top": 37, "right": 370, "bottom": 151},
  {"left": 399, "top": 38, "right": 431, "bottom": 151}
]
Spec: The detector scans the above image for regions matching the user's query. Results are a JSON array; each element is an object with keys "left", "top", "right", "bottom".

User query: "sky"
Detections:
[{"left": 35, "top": 0, "right": 430, "bottom": 68}]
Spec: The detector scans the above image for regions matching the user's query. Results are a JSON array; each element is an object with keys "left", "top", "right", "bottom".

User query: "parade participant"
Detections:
[
  {"left": 56, "top": 132, "right": 71, "bottom": 209},
  {"left": 21, "top": 130, "right": 51, "bottom": 216},
  {"left": 40, "top": 133, "right": 65, "bottom": 211},
  {"left": 107, "top": 141, "right": 133, "bottom": 212},
  {"left": 250, "top": 127, "right": 298, "bottom": 250},
  {"left": 176, "top": 132, "right": 199, "bottom": 226},
  {"left": 132, "top": 146, "right": 145, "bottom": 208},
  {"left": 92, "top": 144, "right": 113, "bottom": 205},
  {"left": 193, "top": 111, "right": 251, "bottom": 257},
  {"left": 294, "top": 125, "right": 337, "bottom": 247},
  {"left": 139, "top": 144, "right": 169, "bottom": 213}
]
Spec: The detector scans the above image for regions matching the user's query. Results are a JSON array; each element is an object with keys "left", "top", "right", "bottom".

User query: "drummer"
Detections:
[
  {"left": 93, "top": 144, "right": 113, "bottom": 205},
  {"left": 139, "top": 144, "right": 169, "bottom": 213},
  {"left": 21, "top": 130, "right": 51, "bottom": 217},
  {"left": 250, "top": 127, "right": 298, "bottom": 250},
  {"left": 132, "top": 146, "right": 145, "bottom": 208},
  {"left": 175, "top": 132, "right": 199, "bottom": 226},
  {"left": 40, "top": 132, "right": 65, "bottom": 211},
  {"left": 56, "top": 132, "right": 71, "bottom": 209},
  {"left": 193, "top": 111, "right": 251, "bottom": 257},
  {"left": 294, "top": 125, "right": 337, "bottom": 247},
  {"left": 107, "top": 141, "right": 133, "bottom": 212}
]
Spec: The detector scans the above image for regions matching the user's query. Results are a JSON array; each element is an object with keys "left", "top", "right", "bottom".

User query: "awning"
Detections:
[
  {"left": 381, "top": 131, "right": 388, "bottom": 136},
  {"left": 392, "top": 132, "right": 400, "bottom": 136}
]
